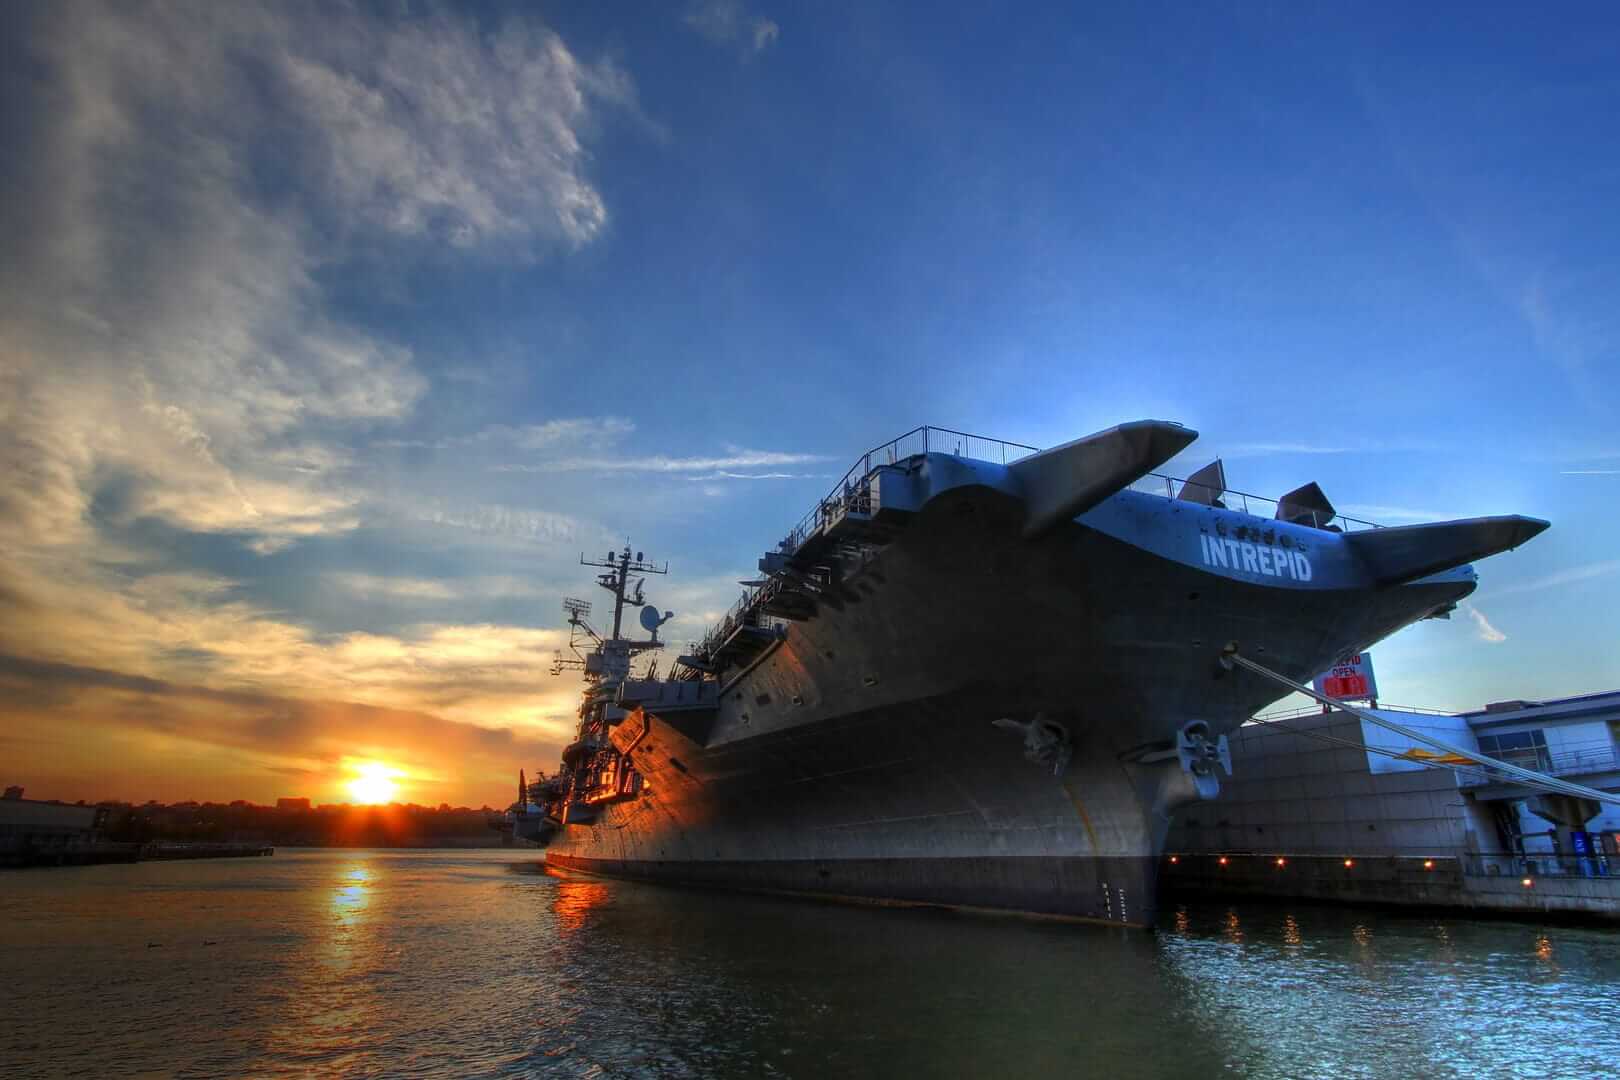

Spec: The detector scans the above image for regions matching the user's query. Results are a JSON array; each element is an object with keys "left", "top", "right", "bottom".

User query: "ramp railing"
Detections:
[
  {"left": 687, "top": 427, "right": 1037, "bottom": 670},
  {"left": 779, "top": 426, "right": 1039, "bottom": 556}
]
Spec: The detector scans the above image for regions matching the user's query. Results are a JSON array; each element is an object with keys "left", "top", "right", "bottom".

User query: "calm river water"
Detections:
[{"left": 2, "top": 849, "right": 1617, "bottom": 1078}]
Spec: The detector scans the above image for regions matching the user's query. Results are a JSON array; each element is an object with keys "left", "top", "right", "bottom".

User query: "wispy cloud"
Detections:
[
  {"left": 0, "top": 560, "right": 580, "bottom": 736},
  {"left": 1217, "top": 437, "right": 1443, "bottom": 460},
  {"left": 328, "top": 573, "right": 457, "bottom": 601},
  {"left": 1560, "top": 469, "right": 1620, "bottom": 476},
  {"left": 1487, "top": 559, "right": 1620, "bottom": 599},
  {"left": 1337, "top": 504, "right": 1469, "bottom": 524},
  {"left": 492, "top": 449, "right": 831, "bottom": 474},
  {"left": 411, "top": 502, "right": 605, "bottom": 546},
  {"left": 683, "top": 0, "right": 780, "bottom": 56},
  {"left": 376, "top": 417, "right": 635, "bottom": 452},
  {"left": 1517, "top": 273, "right": 1616, "bottom": 416},
  {"left": 1222, "top": 442, "right": 1357, "bottom": 457},
  {"left": 279, "top": 12, "right": 639, "bottom": 250},
  {"left": 686, "top": 470, "right": 835, "bottom": 481},
  {"left": 1462, "top": 602, "right": 1507, "bottom": 644},
  {"left": 1354, "top": 68, "right": 1618, "bottom": 415}
]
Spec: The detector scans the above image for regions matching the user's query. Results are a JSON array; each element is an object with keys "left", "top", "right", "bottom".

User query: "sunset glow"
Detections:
[
  {"left": 347, "top": 762, "right": 402, "bottom": 805},
  {"left": 4, "top": 1, "right": 1619, "bottom": 818}
]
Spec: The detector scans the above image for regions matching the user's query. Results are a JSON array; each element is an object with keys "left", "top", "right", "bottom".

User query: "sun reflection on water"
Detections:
[
  {"left": 263, "top": 857, "right": 387, "bottom": 1070},
  {"left": 551, "top": 879, "right": 611, "bottom": 932},
  {"left": 12, "top": 854, "right": 1620, "bottom": 1078},
  {"left": 332, "top": 864, "right": 373, "bottom": 930}
]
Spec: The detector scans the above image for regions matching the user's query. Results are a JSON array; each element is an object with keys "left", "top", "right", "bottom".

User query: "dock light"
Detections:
[
  {"left": 1275, "top": 857, "right": 1287, "bottom": 867},
  {"left": 1218, "top": 856, "right": 1229, "bottom": 866},
  {"left": 1522, "top": 877, "right": 1535, "bottom": 888},
  {"left": 1344, "top": 859, "right": 1355, "bottom": 868},
  {"left": 1168, "top": 855, "right": 1179, "bottom": 864},
  {"left": 1423, "top": 859, "right": 1435, "bottom": 870}
]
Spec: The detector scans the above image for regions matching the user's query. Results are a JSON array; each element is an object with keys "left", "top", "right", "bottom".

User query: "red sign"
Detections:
[
  {"left": 1312, "top": 652, "right": 1379, "bottom": 702},
  {"left": 1322, "top": 673, "right": 1370, "bottom": 698}
]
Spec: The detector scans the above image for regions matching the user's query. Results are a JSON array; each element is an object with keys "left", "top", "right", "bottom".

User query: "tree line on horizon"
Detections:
[{"left": 94, "top": 799, "right": 504, "bottom": 848}]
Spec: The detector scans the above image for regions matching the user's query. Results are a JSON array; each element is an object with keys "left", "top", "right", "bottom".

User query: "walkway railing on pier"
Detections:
[
  {"left": 1463, "top": 852, "right": 1617, "bottom": 879},
  {"left": 1454, "top": 742, "right": 1620, "bottom": 788}
]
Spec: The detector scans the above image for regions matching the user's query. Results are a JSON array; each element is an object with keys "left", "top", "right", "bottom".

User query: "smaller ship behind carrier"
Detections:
[{"left": 503, "top": 545, "right": 681, "bottom": 846}]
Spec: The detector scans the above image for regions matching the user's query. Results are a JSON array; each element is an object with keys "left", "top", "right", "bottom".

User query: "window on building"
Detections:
[{"left": 1478, "top": 729, "right": 1551, "bottom": 772}]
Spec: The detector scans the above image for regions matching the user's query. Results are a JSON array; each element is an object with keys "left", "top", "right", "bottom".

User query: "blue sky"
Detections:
[{"left": 1, "top": 1, "right": 1615, "bottom": 806}]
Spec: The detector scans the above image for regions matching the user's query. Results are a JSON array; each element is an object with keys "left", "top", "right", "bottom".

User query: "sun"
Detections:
[{"left": 347, "top": 762, "right": 400, "bottom": 805}]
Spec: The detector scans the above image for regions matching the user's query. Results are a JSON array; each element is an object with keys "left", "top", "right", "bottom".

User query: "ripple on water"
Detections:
[{"left": 2, "top": 852, "right": 1619, "bottom": 1078}]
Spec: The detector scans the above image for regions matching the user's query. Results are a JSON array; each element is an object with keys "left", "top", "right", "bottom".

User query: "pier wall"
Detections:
[
  {"left": 1163, "top": 853, "right": 1620, "bottom": 920},
  {"left": 1164, "top": 709, "right": 1620, "bottom": 921},
  {"left": 1168, "top": 711, "right": 1495, "bottom": 858}
]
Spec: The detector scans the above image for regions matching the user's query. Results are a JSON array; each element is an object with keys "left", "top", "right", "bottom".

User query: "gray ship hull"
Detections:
[{"left": 546, "top": 485, "right": 1476, "bottom": 926}]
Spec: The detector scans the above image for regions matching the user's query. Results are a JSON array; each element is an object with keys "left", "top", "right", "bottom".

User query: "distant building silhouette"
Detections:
[
  {"left": 276, "top": 797, "right": 311, "bottom": 811},
  {"left": 2, "top": 793, "right": 101, "bottom": 864}
]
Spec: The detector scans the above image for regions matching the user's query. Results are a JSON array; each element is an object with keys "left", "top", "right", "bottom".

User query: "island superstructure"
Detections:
[{"left": 513, "top": 421, "right": 1548, "bottom": 926}]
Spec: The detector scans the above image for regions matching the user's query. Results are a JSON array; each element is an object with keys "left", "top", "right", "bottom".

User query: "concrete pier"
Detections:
[
  {"left": 3, "top": 840, "right": 274, "bottom": 868},
  {"left": 1163, "top": 695, "right": 1620, "bottom": 922},
  {"left": 141, "top": 842, "right": 275, "bottom": 861},
  {"left": 1163, "top": 852, "right": 1620, "bottom": 921}
]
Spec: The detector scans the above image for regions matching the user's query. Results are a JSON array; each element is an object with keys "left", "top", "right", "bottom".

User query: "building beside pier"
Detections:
[
  {"left": 1165, "top": 690, "right": 1620, "bottom": 919},
  {"left": 1459, "top": 693, "right": 1620, "bottom": 861},
  {"left": 0, "top": 788, "right": 105, "bottom": 866}
]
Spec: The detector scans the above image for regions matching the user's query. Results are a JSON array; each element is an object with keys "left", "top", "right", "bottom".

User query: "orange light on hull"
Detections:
[{"left": 1343, "top": 859, "right": 1355, "bottom": 868}]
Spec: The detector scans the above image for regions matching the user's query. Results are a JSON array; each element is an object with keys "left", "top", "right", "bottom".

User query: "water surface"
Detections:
[{"left": 2, "top": 850, "right": 1615, "bottom": 1078}]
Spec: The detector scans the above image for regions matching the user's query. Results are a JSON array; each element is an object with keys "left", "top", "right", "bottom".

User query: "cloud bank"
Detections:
[{"left": 0, "top": 2, "right": 645, "bottom": 804}]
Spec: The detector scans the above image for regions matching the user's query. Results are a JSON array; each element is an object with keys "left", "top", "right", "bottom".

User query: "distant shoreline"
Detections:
[{"left": 275, "top": 839, "right": 536, "bottom": 850}]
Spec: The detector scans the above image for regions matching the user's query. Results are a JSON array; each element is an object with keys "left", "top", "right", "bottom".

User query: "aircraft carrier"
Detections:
[{"left": 510, "top": 422, "right": 1548, "bottom": 926}]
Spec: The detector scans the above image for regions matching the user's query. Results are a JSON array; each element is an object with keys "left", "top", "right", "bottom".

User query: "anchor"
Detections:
[
  {"left": 1119, "top": 720, "right": 1234, "bottom": 811},
  {"left": 992, "top": 712, "right": 1073, "bottom": 777},
  {"left": 1173, "top": 720, "right": 1232, "bottom": 800}
]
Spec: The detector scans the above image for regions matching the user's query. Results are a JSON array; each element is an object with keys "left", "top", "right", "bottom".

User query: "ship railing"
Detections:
[
  {"left": 777, "top": 426, "right": 1040, "bottom": 557},
  {"left": 1128, "top": 473, "right": 1385, "bottom": 532},
  {"left": 692, "top": 585, "right": 791, "bottom": 664},
  {"left": 683, "top": 428, "right": 1037, "bottom": 667}
]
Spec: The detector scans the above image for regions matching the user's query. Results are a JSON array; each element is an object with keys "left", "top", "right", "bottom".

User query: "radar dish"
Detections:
[{"left": 639, "top": 605, "right": 663, "bottom": 632}]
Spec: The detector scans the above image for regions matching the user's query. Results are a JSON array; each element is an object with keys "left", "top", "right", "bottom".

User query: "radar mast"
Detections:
[{"left": 543, "top": 543, "right": 673, "bottom": 826}]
